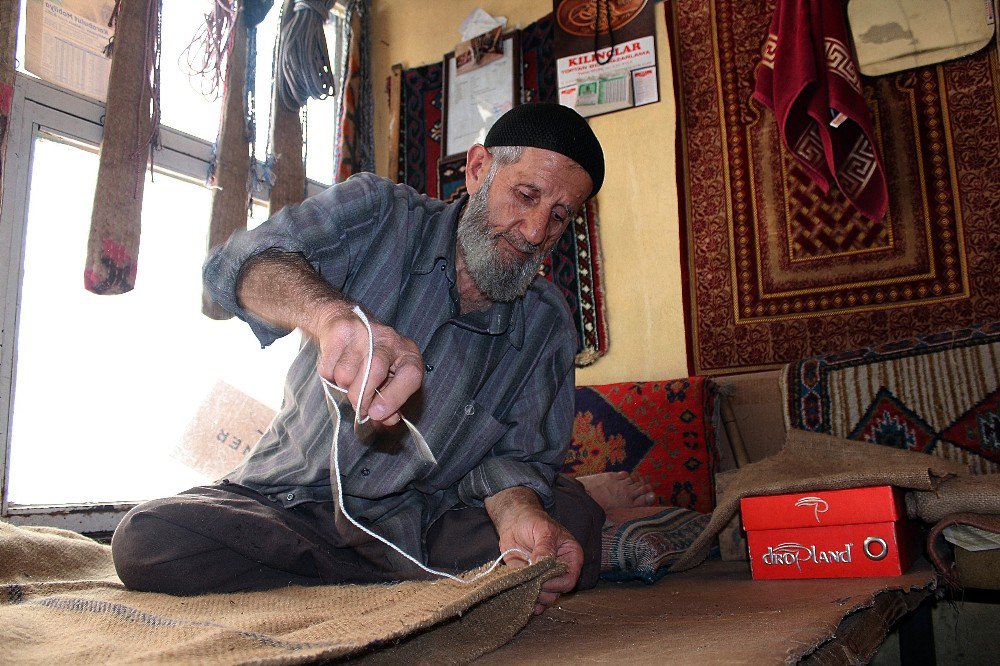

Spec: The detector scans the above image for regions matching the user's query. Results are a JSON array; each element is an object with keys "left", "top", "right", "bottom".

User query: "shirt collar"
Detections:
[
  {"left": 452, "top": 298, "right": 524, "bottom": 349},
  {"left": 410, "top": 193, "right": 526, "bottom": 348},
  {"left": 410, "top": 195, "right": 466, "bottom": 276}
]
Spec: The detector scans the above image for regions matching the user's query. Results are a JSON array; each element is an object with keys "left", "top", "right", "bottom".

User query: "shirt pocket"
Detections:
[{"left": 415, "top": 397, "right": 510, "bottom": 493}]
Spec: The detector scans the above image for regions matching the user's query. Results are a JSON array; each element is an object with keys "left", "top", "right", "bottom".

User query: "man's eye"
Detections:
[{"left": 517, "top": 189, "right": 534, "bottom": 202}]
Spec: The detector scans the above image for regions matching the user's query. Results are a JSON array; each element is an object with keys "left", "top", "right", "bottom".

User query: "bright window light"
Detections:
[{"left": 7, "top": 134, "right": 300, "bottom": 506}]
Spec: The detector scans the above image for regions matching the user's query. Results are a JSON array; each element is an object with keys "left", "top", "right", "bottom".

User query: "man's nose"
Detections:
[{"left": 518, "top": 208, "right": 549, "bottom": 247}]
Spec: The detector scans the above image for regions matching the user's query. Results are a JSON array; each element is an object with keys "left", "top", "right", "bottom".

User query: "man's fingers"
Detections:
[
  {"left": 540, "top": 569, "right": 577, "bottom": 595},
  {"left": 537, "top": 590, "right": 559, "bottom": 606},
  {"left": 368, "top": 354, "right": 424, "bottom": 421},
  {"left": 501, "top": 548, "right": 530, "bottom": 569},
  {"left": 347, "top": 353, "right": 391, "bottom": 420}
]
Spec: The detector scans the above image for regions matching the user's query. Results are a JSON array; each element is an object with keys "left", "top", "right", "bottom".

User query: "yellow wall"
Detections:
[{"left": 371, "top": 0, "right": 688, "bottom": 384}]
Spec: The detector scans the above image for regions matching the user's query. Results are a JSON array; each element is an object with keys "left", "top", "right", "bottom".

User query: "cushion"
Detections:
[
  {"left": 563, "top": 378, "right": 721, "bottom": 513},
  {"left": 600, "top": 506, "right": 713, "bottom": 583}
]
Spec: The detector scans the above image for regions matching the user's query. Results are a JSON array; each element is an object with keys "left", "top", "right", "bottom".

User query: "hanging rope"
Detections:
[
  {"left": 593, "top": 0, "right": 615, "bottom": 66},
  {"left": 277, "top": 0, "right": 338, "bottom": 110}
]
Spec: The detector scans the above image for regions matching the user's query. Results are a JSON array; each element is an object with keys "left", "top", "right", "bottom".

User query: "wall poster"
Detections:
[
  {"left": 23, "top": 0, "right": 116, "bottom": 102},
  {"left": 553, "top": 0, "right": 658, "bottom": 118},
  {"left": 442, "top": 31, "right": 521, "bottom": 160}
]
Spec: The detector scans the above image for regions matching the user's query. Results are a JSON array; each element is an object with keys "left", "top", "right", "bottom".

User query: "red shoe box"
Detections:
[{"left": 740, "top": 486, "right": 921, "bottom": 580}]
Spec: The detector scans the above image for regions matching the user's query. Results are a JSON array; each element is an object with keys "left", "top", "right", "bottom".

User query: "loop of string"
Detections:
[
  {"left": 593, "top": 0, "right": 615, "bottom": 66},
  {"left": 277, "top": 0, "right": 338, "bottom": 110},
  {"left": 319, "top": 306, "right": 529, "bottom": 584}
]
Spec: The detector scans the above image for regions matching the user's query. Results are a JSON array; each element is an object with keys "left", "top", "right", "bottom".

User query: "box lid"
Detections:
[{"left": 741, "top": 485, "right": 905, "bottom": 531}]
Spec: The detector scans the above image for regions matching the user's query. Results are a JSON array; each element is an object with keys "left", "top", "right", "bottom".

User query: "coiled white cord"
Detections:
[{"left": 320, "top": 305, "right": 528, "bottom": 583}]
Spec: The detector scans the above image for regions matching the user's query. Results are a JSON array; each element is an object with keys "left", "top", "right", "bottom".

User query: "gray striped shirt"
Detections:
[{"left": 203, "top": 173, "right": 576, "bottom": 572}]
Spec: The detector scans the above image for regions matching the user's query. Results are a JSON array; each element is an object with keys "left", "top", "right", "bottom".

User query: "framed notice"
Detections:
[{"left": 442, "top": 31, "right": 521, "bottom": 161}]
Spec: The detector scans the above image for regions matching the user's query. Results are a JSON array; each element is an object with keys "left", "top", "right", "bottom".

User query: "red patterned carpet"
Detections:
[{"left": 668, "top": 0, "right": 1000, "bottom": 374}]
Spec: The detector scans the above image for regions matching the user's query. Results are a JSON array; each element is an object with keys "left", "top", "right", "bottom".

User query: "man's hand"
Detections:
[
  {"left": 236, "top": 250, "right": 424, "bottom": 425},
  {"left": 484, "top": 486, "right": 583, "bottom": 615},
  {"left": 314, "top": 306, "right": 425, "bottom": 426}
]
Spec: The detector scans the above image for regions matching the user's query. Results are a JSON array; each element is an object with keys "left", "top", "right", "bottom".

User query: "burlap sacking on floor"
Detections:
[{"left": 1, "top": 521, "right": 559, "bottom": 664}]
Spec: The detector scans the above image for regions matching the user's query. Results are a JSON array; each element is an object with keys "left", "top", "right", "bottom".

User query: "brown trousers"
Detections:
[{"left": 111, "top": 475, "right": 604, "bottom": 596}]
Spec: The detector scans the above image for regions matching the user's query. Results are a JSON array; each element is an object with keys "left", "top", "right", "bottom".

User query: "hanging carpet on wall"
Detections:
[
  {"left": 397, "top": 14, "right": 609, "bottom": 367},
  {"left": 669, "top": 0, "right": 1000, "bottom": 374}
]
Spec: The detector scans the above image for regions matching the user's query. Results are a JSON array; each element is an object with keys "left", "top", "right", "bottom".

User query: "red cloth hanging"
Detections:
[{"left": 753, "top": 0, "right": 888, "bottom": 221}]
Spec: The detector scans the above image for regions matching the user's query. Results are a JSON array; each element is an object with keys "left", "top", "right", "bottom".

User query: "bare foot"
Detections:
[{"left": 578, "top": 471, "right": 657, "bottom": 510}]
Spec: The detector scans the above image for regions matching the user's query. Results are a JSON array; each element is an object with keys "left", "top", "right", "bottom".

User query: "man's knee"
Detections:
[{"left": 111, "top": 498, "right": 205, "bottom": 595}]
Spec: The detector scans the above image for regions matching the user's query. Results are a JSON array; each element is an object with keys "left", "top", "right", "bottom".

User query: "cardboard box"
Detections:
[
  {"left": 173, "top": 382, "right": 277, "bottom": 479},
  {"left": 741, "top": 486, "right": 921, "bottom": 580}
]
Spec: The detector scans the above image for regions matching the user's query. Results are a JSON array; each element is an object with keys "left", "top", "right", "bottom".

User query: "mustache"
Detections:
[{"left": 496, "top": 231, "right": 541, "bottom": 256}]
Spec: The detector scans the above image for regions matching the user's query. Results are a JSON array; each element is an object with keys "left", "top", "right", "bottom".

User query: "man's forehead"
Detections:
[{"left": 498, "top": 147, "right": 592, "bottom": 199}]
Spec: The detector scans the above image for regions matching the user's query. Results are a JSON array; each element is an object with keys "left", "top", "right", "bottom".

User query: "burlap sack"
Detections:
[
  {"left": 1, "top": 522, "right": 559, "bottom": 664},
  {"left": 908, "top": 474, "right": 1000, "bottom": 523}
]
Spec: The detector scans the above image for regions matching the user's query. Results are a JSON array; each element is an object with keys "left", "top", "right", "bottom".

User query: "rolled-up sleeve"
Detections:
[
  {"left": 202, "top": 173, "right": 386, "bottom": 347},
  {"left": 456, "top": 326, "right": 576, "bottom": 508}
]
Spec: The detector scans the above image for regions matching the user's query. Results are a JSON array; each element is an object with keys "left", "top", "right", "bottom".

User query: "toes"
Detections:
[{"left": 631, "top": 491, "right": 656, "bottom": 507}]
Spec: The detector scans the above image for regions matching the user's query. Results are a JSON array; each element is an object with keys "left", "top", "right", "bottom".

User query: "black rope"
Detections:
[
  {"left": 593, "top": 0, "right": 615, "bottom": 66},
  {"left": 277, "top": 0, "right": 337, "bottom": 110}
]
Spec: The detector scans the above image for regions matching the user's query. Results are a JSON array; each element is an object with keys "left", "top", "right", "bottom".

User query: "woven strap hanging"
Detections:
[
  {"left": 203, "top": 5, "right": 251, "bottom": 319},
  {"left": 84, "top": 0, "right": 161, "bottom": 295}
]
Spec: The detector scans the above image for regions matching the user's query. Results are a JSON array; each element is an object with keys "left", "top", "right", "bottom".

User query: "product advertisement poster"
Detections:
[{"left": 553, "top": 0, "right": 659, "bottom": 118}]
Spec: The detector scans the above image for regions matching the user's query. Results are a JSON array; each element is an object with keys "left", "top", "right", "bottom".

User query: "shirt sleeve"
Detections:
[
  {"left": 202, "top": 173, "right": 388, "bottom": 347},
  {"left": 456, "top": 317, "right": 577, "bottom": 509}
]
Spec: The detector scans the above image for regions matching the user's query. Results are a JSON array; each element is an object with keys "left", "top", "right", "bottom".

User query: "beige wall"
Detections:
[{"left": 371, "top": 0, "right": 688, "bottom": 384}]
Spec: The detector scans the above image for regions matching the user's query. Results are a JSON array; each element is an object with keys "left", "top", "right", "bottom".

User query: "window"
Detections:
[{"left": 1, "top": 4, "right": 343, "bottom": 532}]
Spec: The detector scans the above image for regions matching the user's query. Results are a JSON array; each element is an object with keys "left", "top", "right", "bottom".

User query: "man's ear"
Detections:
[{"left": 465, "top": 144, "right": 492, "bottom": 196}]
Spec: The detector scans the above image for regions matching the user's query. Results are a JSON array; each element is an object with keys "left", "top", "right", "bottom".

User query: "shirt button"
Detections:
[
  {"left": 285, "top": 493, "right": 295, "bottom": 501},
  {"left": 361, "top": 468, "right": 371, "bottom": 476},
  {"left": 425, "top": 364, "right": 434, "bottom": 372},
  {"left": 464, "top": 403, "right": 475, "bottom": 416}
]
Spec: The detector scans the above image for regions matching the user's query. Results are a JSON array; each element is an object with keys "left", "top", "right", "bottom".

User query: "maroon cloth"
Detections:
[{"left": 753, "top": 0, "right": 888, "bottom": 221}]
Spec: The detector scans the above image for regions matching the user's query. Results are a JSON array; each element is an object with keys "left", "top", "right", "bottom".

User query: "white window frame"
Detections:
[{"left": 0, "top": 74, "right": 326, "bottom": 533}]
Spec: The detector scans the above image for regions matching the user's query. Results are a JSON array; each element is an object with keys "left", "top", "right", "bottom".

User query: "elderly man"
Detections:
[{"left": 112, "top": 103, "right": 651, "bottom": 615}]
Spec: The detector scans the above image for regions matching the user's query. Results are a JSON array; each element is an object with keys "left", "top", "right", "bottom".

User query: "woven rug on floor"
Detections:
[
  {"left": 563, "top": 378, "right": 720, "bottom": 513},
  {"left": 668, "top": 0, "right": 1000, "bottom": 374},
  {"left": 397, "top": 13, "right": 609, "bottom": 366},
  {"left": 0, "top": 522, "right": 559, "bottom": 665},
  {"left": 782, "top": 321, "right": 1000, "bottom": 474}
]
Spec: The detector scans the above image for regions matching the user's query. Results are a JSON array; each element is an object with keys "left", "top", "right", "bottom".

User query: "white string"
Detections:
[{"left": 320, "top": 305, "right": 529, "bottom": 584}]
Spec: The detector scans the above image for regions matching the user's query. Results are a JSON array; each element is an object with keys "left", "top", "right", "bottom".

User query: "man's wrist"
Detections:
[{"left": 484, "top": 486, "right": 547, "bottom": 531}]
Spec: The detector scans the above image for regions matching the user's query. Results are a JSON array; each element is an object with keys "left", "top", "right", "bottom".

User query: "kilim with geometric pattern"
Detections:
[{"left": 782, "top": 322, "right": 1000, "bottom": 474}]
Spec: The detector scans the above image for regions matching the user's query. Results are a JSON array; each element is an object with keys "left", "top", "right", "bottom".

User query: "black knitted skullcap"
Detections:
[{"left": 484, "top": 103, "right": 605, "bottom": 198}]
